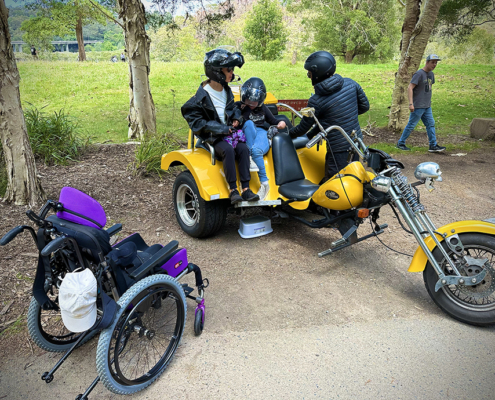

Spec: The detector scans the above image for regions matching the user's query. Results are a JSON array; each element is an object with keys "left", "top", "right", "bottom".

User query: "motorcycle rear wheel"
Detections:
[{"left": 423, "top": 233, "right": 495, "bottom": 326}]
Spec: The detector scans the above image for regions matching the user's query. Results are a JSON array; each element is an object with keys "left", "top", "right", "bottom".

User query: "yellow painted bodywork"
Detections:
[
  {"left": 162, "top": 143, "right": 323, "bottom": 210},
  {"left": 408, "top": 220, "right": 495, "bottom": 272},
  {"left": 164, "top": 88, "right": 328, "bottom": 209},
  {"left": 312, "top": 161, "right": 371, "bottom": 210}
]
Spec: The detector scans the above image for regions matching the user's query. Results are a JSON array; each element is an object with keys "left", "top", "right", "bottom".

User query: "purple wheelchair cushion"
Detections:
[{"left": 57, "top": 187, "right": 107, "bottom": 229}]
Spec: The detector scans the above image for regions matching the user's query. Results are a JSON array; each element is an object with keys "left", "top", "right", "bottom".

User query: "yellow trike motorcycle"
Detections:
[{"left": 162, "top": 91, "right": 495, "bottom": 326}]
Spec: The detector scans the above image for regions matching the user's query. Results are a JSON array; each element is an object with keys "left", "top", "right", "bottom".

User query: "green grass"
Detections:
[{"left": 17, "top": 60, "right": 495, "bottom": 144}]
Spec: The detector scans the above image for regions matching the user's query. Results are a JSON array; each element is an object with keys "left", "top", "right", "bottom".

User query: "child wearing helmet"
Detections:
[{"left": 235, "top": 77, "right": 287, "bottom": 201}]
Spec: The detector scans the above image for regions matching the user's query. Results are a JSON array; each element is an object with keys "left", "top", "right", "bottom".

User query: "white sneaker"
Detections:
[
  {"left": 249, "top": 157, "right": 259, "bottom": 172},
  {"left": 257, "top": 182, "right": 269, "bottom": 201}
]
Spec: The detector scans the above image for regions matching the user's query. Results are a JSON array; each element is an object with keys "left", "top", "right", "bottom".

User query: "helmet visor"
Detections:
[{"left": 241, "top": 86, "right": 266, "bottom": 107}]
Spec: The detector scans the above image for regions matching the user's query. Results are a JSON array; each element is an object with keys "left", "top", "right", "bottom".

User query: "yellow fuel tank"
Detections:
[{"left": 312, "top": 162, "right": 370, "bottom": 210}]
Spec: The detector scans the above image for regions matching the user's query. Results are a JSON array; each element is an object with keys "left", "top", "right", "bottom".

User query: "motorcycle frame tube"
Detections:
[
  {"left": 323, "top": 125, "right": 366, "bottom": 159},
  {"left": 415, "top": 211, "right": 461, "bottom": 275},
  {"left": 408, "top": 220, "right": 495, "bottom": 272},
  {"left": 388, "top": 186, "right": 446, "bottom": 278}
]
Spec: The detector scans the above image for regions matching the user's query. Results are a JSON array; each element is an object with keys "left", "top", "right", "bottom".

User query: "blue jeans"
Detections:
[
  {"left": 398, "top": 107, "right": 437, "bottom": 146},
  {"left": 243, "top": 120, "right": 270, "bottom": 183}
]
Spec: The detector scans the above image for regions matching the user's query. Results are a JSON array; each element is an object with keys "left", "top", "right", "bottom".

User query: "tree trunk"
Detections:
[
  {"left": 117, "top": 0, "right": 156, "bottom": 140},
  {"left": 75, "top": 16, "right": 86, "bottom": 62},
  {"left": 345, "top": 50, "right": 354, "bottom": 63},
  {"left": 0, "top": 0, "right": 44, "bottom": 206},
  {"left": 388, "top": 0, "right": 443, "bottom": 132}
]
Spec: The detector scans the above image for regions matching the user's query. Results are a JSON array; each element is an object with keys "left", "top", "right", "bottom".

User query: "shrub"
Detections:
[
  {"left": 25, "top": 106, "right": 89, "bottom": 165},
  {"left": 133, "top": 133, "right": 181, "bottom": 176}
]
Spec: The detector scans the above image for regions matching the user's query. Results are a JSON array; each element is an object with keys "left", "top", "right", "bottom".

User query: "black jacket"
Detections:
[
  {"left": 234, "top": 101, "right": 280, "bottom": 128},
  {"left": 181, "top": 81, "right": 243, "bottom": 145},
  {"left": 289, "top": 74, "right": 369, "bottom": 153}
]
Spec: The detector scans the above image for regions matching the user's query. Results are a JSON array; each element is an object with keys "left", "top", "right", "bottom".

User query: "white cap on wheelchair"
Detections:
[{"left": 59, "top": 268, "right": 97, "bottom": 332}]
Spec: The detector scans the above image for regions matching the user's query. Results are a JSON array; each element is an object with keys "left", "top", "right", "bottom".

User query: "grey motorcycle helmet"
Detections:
[
  {"left": 204, "top": 48, "right": 245, "bottom": 84},
  {"left": 304, "top": 51, "right": 336, "bottom": 86},
  {"left": 241, "top": 77, "right": 267, "bottom": 108}
]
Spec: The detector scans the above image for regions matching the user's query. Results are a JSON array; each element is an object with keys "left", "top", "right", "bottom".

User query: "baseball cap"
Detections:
[
  {"left": 426, "top": 54, "right": 441, "bottom": 61},
  {"left": 59, "top": 268, "right": 97, "bottom": 332}
]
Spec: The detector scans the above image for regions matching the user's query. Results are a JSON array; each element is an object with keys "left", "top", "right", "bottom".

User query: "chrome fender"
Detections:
[{"left": 408, "top": 220, "right": 495, "bottom": 272}]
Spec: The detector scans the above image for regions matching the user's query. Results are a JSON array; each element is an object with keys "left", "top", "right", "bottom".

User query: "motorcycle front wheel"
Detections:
[{"left": 423, "top": 233, "right": 495, "bottom": 326}]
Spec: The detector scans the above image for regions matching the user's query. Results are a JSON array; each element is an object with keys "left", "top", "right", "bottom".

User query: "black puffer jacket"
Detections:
[
  {"left": 289, "top": 74, "right": 369, "bottom": 153},
  {"left": 181, "top": 81, "right": 243, "bottom": 145}
]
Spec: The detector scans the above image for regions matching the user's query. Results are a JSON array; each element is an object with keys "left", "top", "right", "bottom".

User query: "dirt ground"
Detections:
[{"left": 0, "top": 137, "right": 494, "bottom": 398}]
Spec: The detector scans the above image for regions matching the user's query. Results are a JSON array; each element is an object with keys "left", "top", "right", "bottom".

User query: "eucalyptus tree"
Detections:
[
  {"left": 116, "top": 0, "right": 235, "bottom": 139},
  {"left": 388, "top": 0, "right": 443, "bottom": 132},
  {"left": 0, "top": 0, "right": 44, "bottom": 205}
]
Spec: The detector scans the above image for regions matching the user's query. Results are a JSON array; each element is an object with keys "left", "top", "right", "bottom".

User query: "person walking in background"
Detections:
[
  {"left": 120, "top": 52, "right": 125, "bottom": 62},
  {"left": 30, "top": 45, "right": 38, "bottom": 60},
  {"left": 396, "top": 54, "right": 446, "bottom": 152}
]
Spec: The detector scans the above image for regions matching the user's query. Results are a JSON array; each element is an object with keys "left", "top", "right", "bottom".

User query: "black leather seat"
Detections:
[{"left": 272, "top": 132, "right": 319, "bottom": 201}]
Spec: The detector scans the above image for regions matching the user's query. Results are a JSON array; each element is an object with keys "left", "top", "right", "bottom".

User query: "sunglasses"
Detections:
[
  {"left": 307, "top": 71, "right": 312, "bottom": 79},
  {"left": 225, "top": 67, "right": 234, "bottom": 73}
]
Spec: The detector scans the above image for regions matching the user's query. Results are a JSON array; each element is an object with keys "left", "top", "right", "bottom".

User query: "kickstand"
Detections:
[
  {"left": 76, "top": 377, "right": 100, "bottom": 400},
  {"left": 41, "top": 329, "right": 90, "bottom": 384}
]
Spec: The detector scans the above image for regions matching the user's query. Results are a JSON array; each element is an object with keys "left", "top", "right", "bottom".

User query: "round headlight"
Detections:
[
  {"left": 371, "top": 176, "right": 391, "bottom": 193},
  {"left": 414, "top": 162, "right": 442, "bottom": 181}
]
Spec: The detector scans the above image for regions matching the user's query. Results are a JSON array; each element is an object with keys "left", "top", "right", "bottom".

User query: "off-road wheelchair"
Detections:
[{"left": 1, "top": 187, "right": 208, "bottom": 398}]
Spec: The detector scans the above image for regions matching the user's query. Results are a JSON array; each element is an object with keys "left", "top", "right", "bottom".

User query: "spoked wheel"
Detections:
[
  {"left": 424, "top": 233, "right": 495, "bottom": 326},
  {"left": 96, "top": 274, "right": 186, "bottom": 395},
  {"left": 27, "top": 282, "right": 97, "bottom": 352},
  {"left": 173, "top": 171, "right": 228, "bottom": 238}
]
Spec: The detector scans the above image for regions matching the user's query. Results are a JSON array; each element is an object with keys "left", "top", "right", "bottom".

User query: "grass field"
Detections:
[{"left": 17, "top": 60, "right": 495, "bottom": 144}]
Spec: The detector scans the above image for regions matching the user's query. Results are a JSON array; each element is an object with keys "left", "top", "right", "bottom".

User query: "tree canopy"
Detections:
[
  {"left": 243, "top": 0, "right": 287, "bottom": 60},
  {"left": 436, "top": 0, "right": 495, "bottom": 40},
  {"left": 21, "top": 0, "right": 108, "bottom": 54},
  {"left": 302, "top": 0, "right": 400, "bottom": 63}
]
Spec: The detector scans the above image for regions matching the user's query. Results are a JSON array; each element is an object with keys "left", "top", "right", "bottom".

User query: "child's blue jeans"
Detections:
[
  {"left": 398, "top": 107, "right": 438, "bottom": 147},
  {"left": 243, "top": 120, "right": 270, "bottom": 183}
]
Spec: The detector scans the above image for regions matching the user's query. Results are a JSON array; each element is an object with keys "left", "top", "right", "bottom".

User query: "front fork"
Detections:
[{"left": 388, "top": 186, "right": 487, "bottom": 292}]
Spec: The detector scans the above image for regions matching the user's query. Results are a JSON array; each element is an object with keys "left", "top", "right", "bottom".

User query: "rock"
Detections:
[{"left": 469, "top": 118, "right": 495, "bottom": 141}]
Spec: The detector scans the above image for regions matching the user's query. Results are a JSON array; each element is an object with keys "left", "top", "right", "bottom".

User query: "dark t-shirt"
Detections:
[
  {"left": 235, "top": 102, "right": 279, "bottom": 128},
  {"left": 411, "top": 69, "right": 435, "bottom": 109},
  {"left": 31, "top": 47, "right": 36, "bottom": 55}
]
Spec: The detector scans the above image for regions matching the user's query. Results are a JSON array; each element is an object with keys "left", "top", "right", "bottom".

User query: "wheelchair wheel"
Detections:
[
  {"left": 173, "top": 170, "right": 228, "bottom": 238},
  {"left": 96, "top": 274, "right": 186, "bottom": 395},
  {"left": 194, "top": 308, "right": 204, "bottom": 336},
  {"left": 27, "top": 284, "right": 97, "bottom": 352}
]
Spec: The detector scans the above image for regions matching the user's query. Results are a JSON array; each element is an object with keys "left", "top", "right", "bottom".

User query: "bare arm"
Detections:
[{"left": 408, "top": 83, "right": 416, "bottom": 112}]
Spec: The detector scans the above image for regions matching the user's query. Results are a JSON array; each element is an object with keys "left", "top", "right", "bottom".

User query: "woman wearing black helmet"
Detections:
[
  {"left": 181, "top": 48, "right": 259, "bottom": 204},
  {"left": 234, "top": 77, "right": 286, "bottom": 200},
  {"left": 289, "top": 51, "right": 370, "bottom": 181}
]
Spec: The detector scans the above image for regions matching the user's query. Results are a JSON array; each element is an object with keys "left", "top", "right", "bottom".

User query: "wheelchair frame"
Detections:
[{"left": 1, "top": 195, "right": 208, "bottom": 399}]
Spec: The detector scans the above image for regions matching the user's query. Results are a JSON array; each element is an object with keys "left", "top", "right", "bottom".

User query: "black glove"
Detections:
[{"left": 267, "top": 126, "right": 278, "bottom": 140}]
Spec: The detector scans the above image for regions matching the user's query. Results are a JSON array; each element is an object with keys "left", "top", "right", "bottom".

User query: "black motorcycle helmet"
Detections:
[
  {"left": 204, "top": 48, "right": 245, "bottom": 84},
  {"left": 304, "top": 51, "right": 336, "bottom": 86},
  {"left": 240, "top": 77, "right": 267, "bottom": 108}
]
